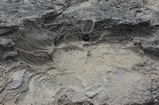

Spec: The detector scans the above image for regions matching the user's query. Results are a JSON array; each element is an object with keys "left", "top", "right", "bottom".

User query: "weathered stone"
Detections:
[{"left": 0, "top": 0, "right": 159, "bottom": 105}]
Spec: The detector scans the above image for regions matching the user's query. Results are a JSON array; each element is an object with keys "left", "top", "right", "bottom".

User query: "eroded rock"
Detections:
[{"left": 0, "top": 0, "right": 159, "bottom": 105}]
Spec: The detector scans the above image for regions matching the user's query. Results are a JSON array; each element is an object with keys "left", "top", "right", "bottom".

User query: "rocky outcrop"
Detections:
[{"left": 0, "top": 0, "right": 159, "bottom": 105}]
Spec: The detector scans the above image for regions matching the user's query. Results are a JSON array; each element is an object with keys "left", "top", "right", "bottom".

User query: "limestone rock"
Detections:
[{"left": 0, "top": 0, "right": 159, "bottom": 105}]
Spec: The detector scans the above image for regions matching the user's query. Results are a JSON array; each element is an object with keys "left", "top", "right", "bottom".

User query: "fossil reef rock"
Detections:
[{"left": 0, "top": 0, "right": 159, "bottom": 105}]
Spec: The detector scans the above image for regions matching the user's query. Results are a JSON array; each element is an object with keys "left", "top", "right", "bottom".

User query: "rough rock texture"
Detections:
[{"left": 0, "top": 0, "right": 159, "bottom": 105}]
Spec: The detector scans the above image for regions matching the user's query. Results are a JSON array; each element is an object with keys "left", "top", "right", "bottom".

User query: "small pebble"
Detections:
[{"left": 116, "top": 5, "right": 120, "bottom": 8}]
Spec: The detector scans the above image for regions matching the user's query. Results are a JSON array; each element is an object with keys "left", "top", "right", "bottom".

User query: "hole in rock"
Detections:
[{"left": 83, "top": 35, "right": 90, "bottom": 42}]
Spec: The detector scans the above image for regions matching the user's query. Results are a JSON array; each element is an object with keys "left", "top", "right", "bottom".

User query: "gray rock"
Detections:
[{"left": 0, "top": 0, "right": 159, "bottom": 105}]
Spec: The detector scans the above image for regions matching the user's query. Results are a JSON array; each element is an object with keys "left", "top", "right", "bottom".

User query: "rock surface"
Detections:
[{"left": 0, "top": 0, "right": 159, "bottom": 105}]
